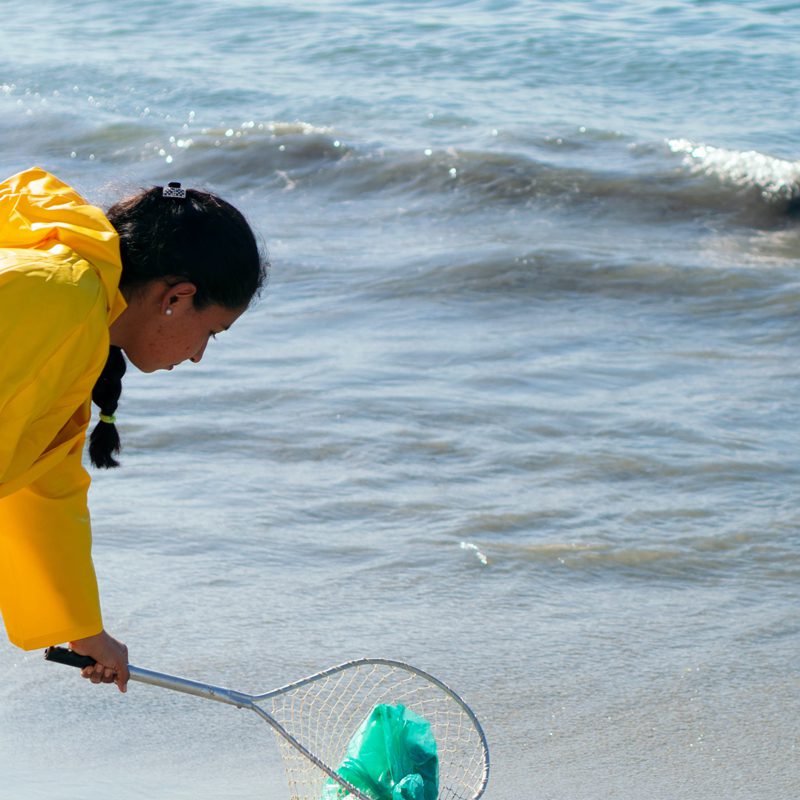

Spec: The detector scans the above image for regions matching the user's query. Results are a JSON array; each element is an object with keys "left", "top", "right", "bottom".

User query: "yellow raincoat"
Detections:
[{"left": 0, "top": 167, "right": 127, "bottom": 649}]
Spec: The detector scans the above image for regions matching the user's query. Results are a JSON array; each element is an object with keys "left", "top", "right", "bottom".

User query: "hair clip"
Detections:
[{"left": 163, "top": 181, "right": 187, "bottom": 199}]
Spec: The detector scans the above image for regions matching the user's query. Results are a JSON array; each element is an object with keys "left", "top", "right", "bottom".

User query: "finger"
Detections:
[
  {"left": 89, "top": 663, "right": 109, "bottom": 684},
  {"left": 116, "top": 646, "right": 130, "bottom": 693},
  {"left": 115, "top": 663, "right": 130, "bottom": 694}
]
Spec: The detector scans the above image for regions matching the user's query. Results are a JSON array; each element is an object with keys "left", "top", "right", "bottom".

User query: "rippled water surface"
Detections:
[{"left": 1, "top": 1, "right": 799, "bottom": 798}]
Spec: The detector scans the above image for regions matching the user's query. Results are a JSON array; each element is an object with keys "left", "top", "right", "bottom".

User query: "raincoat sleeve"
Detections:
[
  {"left": 0, "top": 446, "right": 101, "bottom": 651},
  {"left": 0, "top": 252, "right": 111, "bottom": 650}
]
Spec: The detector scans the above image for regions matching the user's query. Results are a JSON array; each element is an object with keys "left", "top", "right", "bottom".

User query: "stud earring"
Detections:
[{"left": 165, "top": 308, "right": 173, "bottom": 316}]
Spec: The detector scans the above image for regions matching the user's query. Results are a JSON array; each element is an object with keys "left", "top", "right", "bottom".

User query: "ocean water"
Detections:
[{"left": 0, "top": 1, "right": 799, "bottom": 798}]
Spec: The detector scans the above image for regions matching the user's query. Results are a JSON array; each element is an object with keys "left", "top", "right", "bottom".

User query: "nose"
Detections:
[{"left": 190, "top": 339, "right": 209, "bottom": 364}]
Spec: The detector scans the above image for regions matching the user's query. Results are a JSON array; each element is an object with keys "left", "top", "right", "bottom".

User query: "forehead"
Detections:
[{"left": 197, "top": 303, "right": 246, "bottom": 329}]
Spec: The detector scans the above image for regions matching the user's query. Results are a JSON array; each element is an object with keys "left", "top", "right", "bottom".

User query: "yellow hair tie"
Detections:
[{"left": 99, "top": 413, "right": 116, "bottom": 425}]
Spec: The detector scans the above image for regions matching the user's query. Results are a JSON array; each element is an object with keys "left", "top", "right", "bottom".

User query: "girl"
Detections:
[{"left": 0, "top": 167, "right": 267, "bottom": 692}]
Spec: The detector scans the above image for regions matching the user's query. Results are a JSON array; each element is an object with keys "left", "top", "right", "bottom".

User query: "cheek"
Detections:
[
  {"left": 170, "top": 327, "right": 209, "bottom": 361},
  {"left": 133, "top": 325, "right": 185, "bottom": 368},
  {"left": 129, "top": 319, "right": 210, "bottom": 369}
]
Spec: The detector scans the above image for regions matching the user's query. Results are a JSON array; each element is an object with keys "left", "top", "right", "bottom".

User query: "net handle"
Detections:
[{"left": 44, "top": 647, "right": 375, "bottom": 799}]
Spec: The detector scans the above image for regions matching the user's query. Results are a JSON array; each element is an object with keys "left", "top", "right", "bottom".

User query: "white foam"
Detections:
[
  {"left": 266, "top": 120, "right": 336, "bottom": 137},
  {"left": 460, "top": 541, "right": 489, "bottom": 566},
  {"left": 667, "top": 138, "right": 800, "bottom": 201},
  {"left": 197, "top": 120, "right": 336, "bottom": 139}
]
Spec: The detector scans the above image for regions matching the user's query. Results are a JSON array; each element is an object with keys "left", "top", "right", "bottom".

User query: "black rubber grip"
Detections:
[{"left": 44, "top": 646, "right": 97, "bottom": 668}]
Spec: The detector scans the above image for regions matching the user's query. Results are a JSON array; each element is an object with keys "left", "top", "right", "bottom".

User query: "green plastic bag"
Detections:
[{"left": 320, "top": 704, "right": 439, "bottom": 800}]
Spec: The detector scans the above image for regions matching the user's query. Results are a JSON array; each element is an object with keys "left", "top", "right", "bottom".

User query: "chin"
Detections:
[{"left": 122, "top": 351, "right": 158, "bottom": 373}]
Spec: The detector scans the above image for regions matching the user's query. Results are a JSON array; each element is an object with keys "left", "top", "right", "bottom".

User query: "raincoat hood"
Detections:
[{"left": 0, "top": 167, "right": 126, "bottom": 323}]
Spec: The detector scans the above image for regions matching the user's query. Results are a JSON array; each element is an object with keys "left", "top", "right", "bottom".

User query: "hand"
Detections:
[{"left": 69, "top": 630, "right": 130, "bottom": 693}]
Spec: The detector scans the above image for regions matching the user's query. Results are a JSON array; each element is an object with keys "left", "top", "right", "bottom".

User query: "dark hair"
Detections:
[
  {"left": 89, "top": 184, "right": 268, "bottom": 468},
  {"left": 89, "top": 346, "right": 127, "bottom": 468}
]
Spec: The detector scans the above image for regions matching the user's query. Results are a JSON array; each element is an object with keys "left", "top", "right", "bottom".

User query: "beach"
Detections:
[{"left": 0, "top": 1, "right": 799, "bottom": 797}]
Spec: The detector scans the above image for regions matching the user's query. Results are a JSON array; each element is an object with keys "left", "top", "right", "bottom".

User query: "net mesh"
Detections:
[{"left": 260, "top": 660, "right": 488, "bottom": 800}]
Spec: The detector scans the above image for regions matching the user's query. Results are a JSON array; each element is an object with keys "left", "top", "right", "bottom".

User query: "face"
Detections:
[{"left": 116, "top": 281, "right": 246, "bottom": 373}]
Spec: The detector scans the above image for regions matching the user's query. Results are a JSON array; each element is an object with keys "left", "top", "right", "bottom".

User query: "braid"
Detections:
[{"left": 89, "top": 346, "right": 127, "bottom": 468}]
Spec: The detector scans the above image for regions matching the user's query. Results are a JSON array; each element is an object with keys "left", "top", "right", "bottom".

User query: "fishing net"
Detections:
[{"left": 261, "top": 659, "right": 489, "bottom": 800}]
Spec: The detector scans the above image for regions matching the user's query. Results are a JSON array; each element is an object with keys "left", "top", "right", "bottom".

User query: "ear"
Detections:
[{"left": 161, "top": 281, "right": 197, "bottom": 314}]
